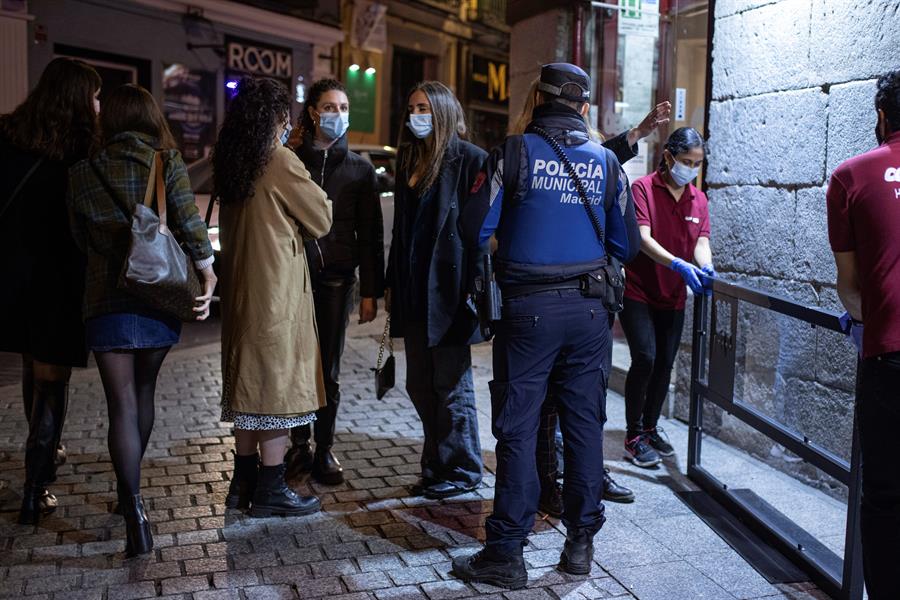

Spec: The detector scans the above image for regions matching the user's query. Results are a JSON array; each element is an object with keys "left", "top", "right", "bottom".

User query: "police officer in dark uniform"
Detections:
[{"left": 452, "top": 63, "right": 640, "bottom": 589}]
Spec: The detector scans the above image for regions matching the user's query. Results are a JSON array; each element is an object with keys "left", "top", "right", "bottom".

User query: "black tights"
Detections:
[{"left": 95, "top": 347, "right": 170, "bottom": 497}]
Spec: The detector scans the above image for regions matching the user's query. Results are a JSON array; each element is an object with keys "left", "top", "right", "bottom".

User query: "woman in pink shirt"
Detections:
[{"left": 621, "top": 127, "right": 713, "bottom": 468}]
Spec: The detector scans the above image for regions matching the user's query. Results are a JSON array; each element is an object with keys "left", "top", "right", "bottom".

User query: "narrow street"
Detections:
[{"left": 0, "top": 315, "right": 831, "bottom": 600}]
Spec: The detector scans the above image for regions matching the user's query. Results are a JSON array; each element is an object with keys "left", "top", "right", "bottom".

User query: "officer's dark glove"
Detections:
[{"left": 670, "top": 258, "right": 704, "bottom": 295}]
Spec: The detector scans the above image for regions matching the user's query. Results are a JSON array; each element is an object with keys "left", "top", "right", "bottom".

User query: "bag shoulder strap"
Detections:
[
  {"left": 530, "top": 126, "right": 605, "bottom": 247},
  {"left": 151, "top": 153, "right": 168, "bottom": 227},
  {"left": 376, "top": 316, "right": 393, "bottom": 369},
  {"left": 0, "top": 156, "right": 45, "bottom": 221}
]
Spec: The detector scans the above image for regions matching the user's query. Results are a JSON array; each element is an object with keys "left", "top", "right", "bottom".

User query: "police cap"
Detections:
[{"left": 537, "top": 63, "right": 591, "bottom": 103}]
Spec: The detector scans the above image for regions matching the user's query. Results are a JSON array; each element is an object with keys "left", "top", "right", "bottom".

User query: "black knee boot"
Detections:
[
  {"left": 250, "top": 463, "right": 320, "bottom": 518},
  {"left": 123, "top": 494, "right": 153, "bottom": 557},
  {"left": 225, "top": 452, "right": 259, "bottom": 510},
  {"left": 19, "top": 380, "right": 67, "bottom": 525}
]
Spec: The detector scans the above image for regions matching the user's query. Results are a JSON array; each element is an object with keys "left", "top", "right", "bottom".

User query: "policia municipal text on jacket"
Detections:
[{"left": 452, "top": 63, "right": 640, "bottom": 590}]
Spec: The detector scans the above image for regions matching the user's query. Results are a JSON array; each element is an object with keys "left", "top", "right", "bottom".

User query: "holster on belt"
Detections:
[{"left": 474, "top": 254, "right": 503, "bottom": 340}]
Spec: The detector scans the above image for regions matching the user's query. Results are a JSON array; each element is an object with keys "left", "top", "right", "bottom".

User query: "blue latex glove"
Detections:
[
  {"left": 700, "top": 264, "right": 717, "bottom": 296},
  {"left": 839, "top": 312, "right": 864, "bottom": 357},
  {"left": 670, "top": 258, "right": 704, "bottom": 295}
]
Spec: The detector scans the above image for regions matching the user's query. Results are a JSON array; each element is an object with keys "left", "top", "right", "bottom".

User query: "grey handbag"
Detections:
[{"left": 119, "top": 153, "right": 201, "bottom": 321}]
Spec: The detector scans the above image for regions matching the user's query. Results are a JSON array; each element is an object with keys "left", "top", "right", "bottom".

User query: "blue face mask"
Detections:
[
  {"left": 407, "top": 114, "right": 433, "bottom": 139},
  {"left": 279, "top": 123, "right": 292, "bottom": 146},
  {"left": 318, "top": 112, "right": 350, "bottom": 140},
  {"left": 670, "top": 160, "right": 700, "bottom": 187}
]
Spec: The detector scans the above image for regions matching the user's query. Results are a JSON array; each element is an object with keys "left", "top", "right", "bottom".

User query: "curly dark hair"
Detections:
[
  {"left": 212, "top": 77, "right": 290, "bottom": 204},
  {"left": 0, "top": 57, "right": 101, "bottom": 161},
  {"left": 299, "top": 78, "right": 347, "bottom": 139}
]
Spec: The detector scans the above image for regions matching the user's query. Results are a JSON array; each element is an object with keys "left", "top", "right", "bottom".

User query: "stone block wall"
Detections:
[{"left": 671, "top": 0, "right": 900, "bottom": 497}]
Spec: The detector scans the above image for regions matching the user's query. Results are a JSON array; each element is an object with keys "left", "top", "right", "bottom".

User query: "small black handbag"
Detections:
[{"left": 373, "top": 316, "right": 395, "bottom": 399}]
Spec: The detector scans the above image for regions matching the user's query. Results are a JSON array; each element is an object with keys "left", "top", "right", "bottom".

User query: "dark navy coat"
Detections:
[{"left": 386, "top": 136, "right": 489, "bottom": 347}]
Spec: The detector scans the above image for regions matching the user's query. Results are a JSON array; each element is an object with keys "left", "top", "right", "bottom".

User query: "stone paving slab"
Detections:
[{"left": 0, "top": 314, "right": 835, "bottom": 599}]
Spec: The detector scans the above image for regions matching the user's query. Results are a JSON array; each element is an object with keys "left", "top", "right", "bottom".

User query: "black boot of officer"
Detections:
[{"left": 451, "top": 543, "right": 528, "bottom": 589}]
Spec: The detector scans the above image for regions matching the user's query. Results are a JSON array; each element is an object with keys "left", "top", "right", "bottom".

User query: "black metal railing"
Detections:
[{"left": 688, "top": 278, "right": 863, "bottom": 600}]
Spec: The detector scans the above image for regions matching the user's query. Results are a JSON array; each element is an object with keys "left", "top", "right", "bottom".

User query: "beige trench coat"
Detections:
[{"left": 220, "top": 145, "right": 333, "bottom": 416}]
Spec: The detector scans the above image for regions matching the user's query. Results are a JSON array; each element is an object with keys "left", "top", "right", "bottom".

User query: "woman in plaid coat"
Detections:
[{"left": 67, "top": 84, "right": 216, "bottom": 557}]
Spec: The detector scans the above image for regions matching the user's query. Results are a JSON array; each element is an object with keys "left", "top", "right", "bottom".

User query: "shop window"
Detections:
[{"left": 591, "top": 0, "right": 709, "bottom": 185}]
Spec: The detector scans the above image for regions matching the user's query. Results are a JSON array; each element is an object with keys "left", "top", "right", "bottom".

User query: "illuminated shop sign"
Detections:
[
  {"left": 470, "top": 55, "right": 509, "bottom": 105},
  {"left": 225, "top": 36, "right": 292, "bottom": 79}
]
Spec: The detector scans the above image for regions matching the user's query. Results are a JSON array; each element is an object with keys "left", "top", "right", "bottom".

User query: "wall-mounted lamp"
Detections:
[
  {"left": 349, "top": 64, "right": 361, "bottom": 72},
  {"left": 365, "top": 67, "right": 376, "bottom": 75}
]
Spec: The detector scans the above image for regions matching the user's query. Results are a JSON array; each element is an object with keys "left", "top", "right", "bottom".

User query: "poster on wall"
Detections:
[{"left": 162, "top": 63, "right": 216, "bottom": 164}]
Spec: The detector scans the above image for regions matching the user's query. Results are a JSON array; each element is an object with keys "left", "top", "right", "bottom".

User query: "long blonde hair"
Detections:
[{"left": 509, "top": 78, "right": 602, "bottom": 141}]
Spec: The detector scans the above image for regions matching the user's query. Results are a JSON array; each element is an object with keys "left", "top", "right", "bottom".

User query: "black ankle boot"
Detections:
[
  {"left": 312, "top": 447, "right": 343, "bottom": 485},
  {"left": 225, "top": 452, "right": 259, "bottom": 510},
  {"left": 559, "top": 529, "right": 594, "bottom": 575},
  {"left": 249, "top": 463, "right": 320, "bottom": 518},
  {"left": 284, "top": 427, "right": 314, "bottom": 480},
  {"left": 451, "top": 546, "right": 527, "bottom": 589},
  {"left": 19, "top": 380, "right": 68, "bottom": 524},
  {"left": 18, "top": 485, "right": 57, "bottom": 525},
  {"left": 123, "top": 494, "right": 153, "bottom": 557},
  {"left": 538, "top": 481, "right": 563, "bottom": 518}
]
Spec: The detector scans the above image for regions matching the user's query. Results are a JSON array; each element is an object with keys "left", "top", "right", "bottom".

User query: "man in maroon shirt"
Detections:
[{"left": 827, "top": 70, "right": 900, "bottom": 600}]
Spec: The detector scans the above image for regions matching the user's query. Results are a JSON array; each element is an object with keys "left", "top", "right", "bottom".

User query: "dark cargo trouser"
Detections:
[{"left": 485, "top": 289, "right": 610, "bottom": 553}]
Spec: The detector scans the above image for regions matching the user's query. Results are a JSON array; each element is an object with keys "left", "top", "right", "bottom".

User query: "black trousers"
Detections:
[
  {"left": 619, "top": 297, "right": 685, "bottom": 439},
  {"left": 536, "top": 314, "right": 613, "bottom": 488},
  {"left": 857, "top": 351, "right": 900, "bottom": 600},
  {"left": 294, "top": 277, "right": 355, "bottom": 448},
  {"left": 486, "top": 291, "right": 609, "bottom": 552}
]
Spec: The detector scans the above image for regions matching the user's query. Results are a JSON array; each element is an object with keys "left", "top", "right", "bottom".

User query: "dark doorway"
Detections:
[
  {"left": 390, "top": 47, "right": 436, "bottom": 146},
  {"left": 54, "top": 44, "right": 152, "bottom": 105}
]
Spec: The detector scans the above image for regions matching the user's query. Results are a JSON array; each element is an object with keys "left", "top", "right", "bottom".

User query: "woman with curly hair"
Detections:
[
  {"left": 0, "top": 57, "right": 101, "bottom": 525},
  {"left": 214, "top": 77, "right": 332, "bottom": 518}
]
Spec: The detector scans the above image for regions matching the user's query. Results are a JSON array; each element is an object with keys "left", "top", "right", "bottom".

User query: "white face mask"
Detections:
[
  {"left": 318, "top": 112, "right": 350, "bottom": 140},
  {"left": 670, "top": 160, "right": 700, "bottom": 186},
  {"left": 407, "top": 114, "right": 433, "bottom": 139}
]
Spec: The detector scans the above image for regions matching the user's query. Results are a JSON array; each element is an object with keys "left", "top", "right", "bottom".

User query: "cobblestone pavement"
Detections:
[{"left": 0, "top": 315, "right": 832, "bottom": 600}]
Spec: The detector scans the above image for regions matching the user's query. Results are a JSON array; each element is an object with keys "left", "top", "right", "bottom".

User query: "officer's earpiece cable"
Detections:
[{"left": 529, "top": 126, "right": 606, "bottom": 247}]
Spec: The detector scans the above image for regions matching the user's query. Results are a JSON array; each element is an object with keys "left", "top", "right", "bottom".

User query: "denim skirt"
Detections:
[{"left": 85, "top": 310, "right": 181, "bottom": 352}]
